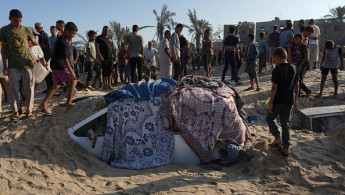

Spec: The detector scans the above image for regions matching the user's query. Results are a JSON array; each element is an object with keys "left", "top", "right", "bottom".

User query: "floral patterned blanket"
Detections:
[
  {"left": 101, "top": 96, "right": 174, "bottom": 169},
  {"left": 161, "top": 76, "right": 251, "bottom": 163}
]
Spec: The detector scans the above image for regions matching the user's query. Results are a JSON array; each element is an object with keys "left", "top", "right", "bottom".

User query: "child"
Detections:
[
  {"left": 258, "top": 32, "right": 268, "bottom": 74},
  {"left": 85, "top": 30, "right": 101, "bottom": 89},
  {"left": 244, "top": 34, "right": 260, "bottom": 91},
  {"left": 266, "top": 47, "right": 299, "bottom": 156},
  {"left": 295, "top": 33, "right": 312, "bottom": 98},
  {"left": 318, "top": 40, "right": 344, "bottom": 97},
  {"left": 39, "top": 22, "right": 78, "bottom": 115}
]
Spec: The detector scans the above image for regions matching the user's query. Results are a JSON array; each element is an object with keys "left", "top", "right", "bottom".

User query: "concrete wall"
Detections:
[{"left": 224, "top": 22, "right": 255, "bottom": 44}]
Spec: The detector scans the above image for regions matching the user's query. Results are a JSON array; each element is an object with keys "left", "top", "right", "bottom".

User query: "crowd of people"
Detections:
[{"left": 1, "top": 9, "right": 344, "bottom": 156}]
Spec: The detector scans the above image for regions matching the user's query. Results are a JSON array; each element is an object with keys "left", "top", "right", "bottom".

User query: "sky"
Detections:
[{"left": 0, "top": 0, "right": 344, "bottom": 47}]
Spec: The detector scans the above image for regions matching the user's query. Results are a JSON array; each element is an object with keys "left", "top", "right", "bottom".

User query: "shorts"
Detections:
[
  {"left": 245, "top": 61, "right": 257, "bottom": 77},
  {"left": 269, "top": 46, "right": 277, "bottom": 59},
  {"left": 52, "top": 68, "right": 71, "bottom": 83},
  {"left": 259, "top": 53, "right": 266, "bottom": 67},
  {"left": 321, "top": 68, "right": 338, "bottom": 75},
  {"left": 101, "top": 60, "right": 113, "bottom": 77},
  {"left": 309, "top": 44, "right": 319, "bottom": 64}
]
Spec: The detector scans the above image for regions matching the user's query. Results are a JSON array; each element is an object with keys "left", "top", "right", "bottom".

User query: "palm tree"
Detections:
[
  {"left": 324, "top": 6, "right": 345, "bottom": 22},
  {"left": 109, "top": 21, "right": 131, "bottom": 46},
  {"left": 187, "top": 9, "right": 212, "bottom": 52},
  {"left": 153, "top": 4, "right": 176, "bottom": 41},
  {"left": 72, "top": 32, "right": 88, "bottom": 52}
]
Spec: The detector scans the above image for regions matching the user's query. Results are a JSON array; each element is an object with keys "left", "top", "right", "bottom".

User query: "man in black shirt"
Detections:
[
  {"left": 266, "top": 47, "right": 299, "bottom": 156},
  {"left": 96, "top": 26, "right": 116, "bottom": 90},
  {"left": 35, "top": 22, "right": 52, "bottom": 93}
]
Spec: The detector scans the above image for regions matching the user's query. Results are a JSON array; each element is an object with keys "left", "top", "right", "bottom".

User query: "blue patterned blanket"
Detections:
[{"left": 101, "top": 96, "right": 174, "bottom": 169}]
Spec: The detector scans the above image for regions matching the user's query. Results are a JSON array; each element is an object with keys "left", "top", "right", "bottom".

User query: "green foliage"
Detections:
[
  {"left": 186, "top": 9, "right": 212, "bottom": 52},
  {"left": 153, "top": 4, "right": 176, "bottom": 41},
  {"left": 324, "top": 6, "right": 345, "bottom": 22},
  {"left": 109, "top": 21, "right": 131, "bottom": 46}
]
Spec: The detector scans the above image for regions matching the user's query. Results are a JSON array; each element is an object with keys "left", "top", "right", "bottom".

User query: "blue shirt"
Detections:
[
  {"left": 258, "top": 40, "right": 267, "bottom": 54},
  {"left": 279, "top": 30, "right": 293, "bottom": 48}
]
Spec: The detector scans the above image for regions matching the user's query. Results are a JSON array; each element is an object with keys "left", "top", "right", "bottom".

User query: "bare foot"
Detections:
[
  {"left": 66, "top": 103, "right": 76, "bottom": 110},
  {"left": 315, "top": 93, "right": 322, "bottom": 98},
  {"left": 103, "top": 86, "right": 108, "bottom": 90},
  {"left": 39, "top": 104, "right": 48, "bottom": 111}
]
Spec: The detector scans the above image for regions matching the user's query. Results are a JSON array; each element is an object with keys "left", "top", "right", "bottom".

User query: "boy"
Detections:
[
  {"left": 267, "top": 47, "right": 299, "bottom": 156},
  {"left": 39, "top": 22, "right": 78, "bottom": 115},
  {"left": 201, "top": 29, "right": 213, "bottom": 78},
  {"left": 85, "top": 30, "right": 101, "bottom": 89},
  {"left": 318, "top": 40, "right": 344, "bottom": 97},
  {"left": 0, "top": 9, "right": 47, "bottom": 121},
  {"left": 244, "top": 34, "right": 260, "bottom": 91},
  {"left": 295, "top": 33, "right": 312, "bottom": 98},
  {"left": 258, "top": 32, "right": 268, "bottom": 74}
]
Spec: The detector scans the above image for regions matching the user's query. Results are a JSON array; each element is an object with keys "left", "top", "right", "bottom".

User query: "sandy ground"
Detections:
[{"left": 0, "top": 62, "right": 345, "bottom": 194}]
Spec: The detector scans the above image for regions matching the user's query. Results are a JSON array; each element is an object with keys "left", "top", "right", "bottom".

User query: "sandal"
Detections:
[
  {"left": 26, "top": 114, "right": 35, "bottom": 120},
  {"left": 256, "top": 87, "right": 262, "bottom": 91},
  {"left": 279, "top": 148, "right": 290, "bottom": 156},
  {"left": 245, "top": 87, "right": 254, "bottom": 91},
  {"left": 10, "top": 115, "right": 19, "bottom": 123},
  {"left": 38, "top": 109, "right": 53, "bottom": 116}
]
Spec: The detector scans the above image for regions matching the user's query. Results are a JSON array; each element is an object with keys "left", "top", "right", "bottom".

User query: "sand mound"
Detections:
[{"left": 0, "top": 65, "right": 345, "bottom": 194}]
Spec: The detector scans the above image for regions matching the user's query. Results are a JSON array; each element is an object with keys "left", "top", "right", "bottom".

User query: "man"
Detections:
[
  {"left": 159, "top": 30, "right": 172, "bottom": 79},
  {"left": 0, "top": 9, "right": 47, "bottom": 121},
  {"left": 170, "top": 23, "right": 183, "bottom": 80},
  {"left": 49, "top": 26, "right": 57, "bottom": 55},
  {"left": 124, "top": 25, "right": 144, "bottom": 83},
  {"left": 221, "top": 25, "right": 242, "bottom": 85},
  {"left": 298, "top": 19, "right": 305, "bottom": 32},
  {"left": 96, "top": 26, "right": 116, "bottom": 90},
  {"left": 201, "top": 29, "right": 213, "bottom": 77},
  {"left": 78, "top": 52, "right": 85, "bottom": 73},
  {"left": 144, "top": 41, "right": 158, "bottom": 80},
  {"left": 279, "top": 22, "right": 293, "bottom": 52},
  {"left": 268, "top": 25, "right": 280, "bottom": 67},
  {"left": 56, "top": 20, "right": 65, "bottom": 37},
  {"left": 308, "top": 19, "right": 321, "bottom": 69},
  {"left": 179, "top": 34, "right": 190, "bottom": 76},
  {"left": 35, "top": 22, "right": 52, "bottom": 93}
]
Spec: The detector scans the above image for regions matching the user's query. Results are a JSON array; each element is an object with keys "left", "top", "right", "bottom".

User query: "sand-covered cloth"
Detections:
[
  {"left": 162, "top": 76, "right": 251, "bottom": 163},
  {"left": 101, "top": 96, "right": 174, "bottom": 169}
]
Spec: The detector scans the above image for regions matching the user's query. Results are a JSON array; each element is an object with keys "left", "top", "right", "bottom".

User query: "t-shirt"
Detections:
[
  {"left": 0, "top": 24, "right": 35, "bottom": 69},
  {"left": 86, "top": 41, "right": 96, "bottom": 62},
  {"left": 296, "top": 43, "right": 309, "bottom": 68},
  {"left": 95, "top": 35, "right": 114, "bottom": 60},
  {"left": 38, "top": 31, "right": 51, "bottom": 60},
  {"left": 268, "top": 32, "right": 280, "bottom": 47},
  {"left": 201, "top": 36, "right": 213, "bottom": 55},
  {"left": 223, "top": 34, "right": 239, "bottom": 51},
  {"left": 124, "top": 33, "right": 143, "bottom": 58},
  {"left": 170, "top": 32, "right": 180, "bottom": 58},
  {"left": 272, "top": 63, "right": 299, "bottom": 105},
  {"left": 49, "top": 36, "right": 57, "bottom": 55},
  {"left": 245, "top": 43, "right": 258, "bottom": 60},
  {"left": 323, "top": 45, "right": 342, "bottom": 69},
  {"left": 289, "top": 38, "right": 309, "bottom": 64},
  {"left": 50, "top": 36, "right": 71, "bottom": 70},
  {"left": 279, "top": 30, "right": 293, "bottom": 48},
  {"left": 258, "top": 39, "right": 267, "bottom": 54},
  {"left": 159, "top": 37, "right": 170, "bottom": 62},
  {"left": 179, "top": 35, "right": 189, "bottom": 55},
  {"left": 144, "top": 48, "right": 158, "bottom": 67},
  {"left": 309, "top": 24, "right": 320, "bottom": 45}
]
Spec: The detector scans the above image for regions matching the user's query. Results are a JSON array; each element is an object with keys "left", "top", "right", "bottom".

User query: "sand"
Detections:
[{"left": 0, "top": 63, "right": 345, "bottom": 194}]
